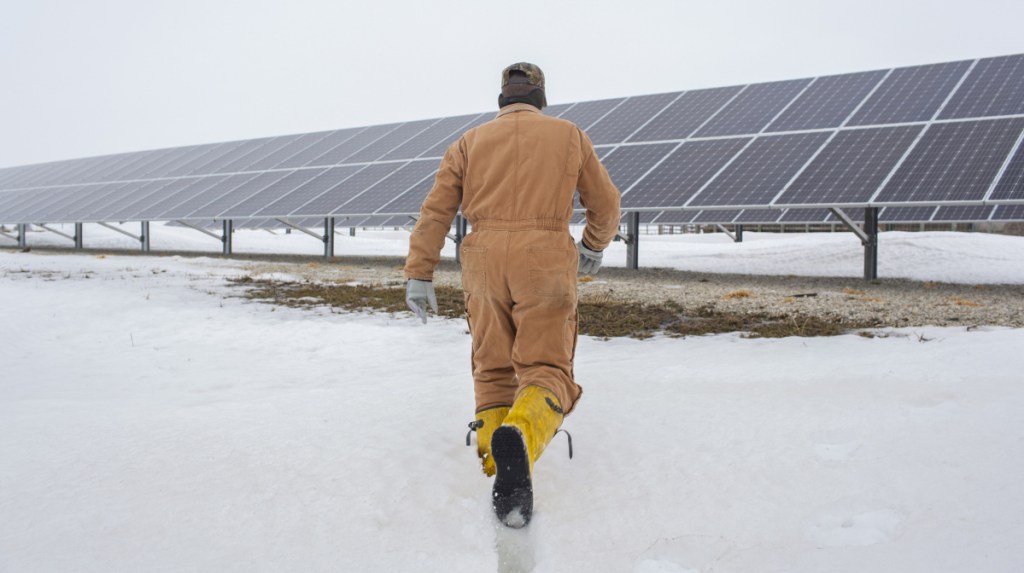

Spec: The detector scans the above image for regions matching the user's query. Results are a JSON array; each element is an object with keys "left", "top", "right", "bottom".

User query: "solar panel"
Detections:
[
  {"left": 601, "top": 143, "right": 676, "bottom": 202},
  {"left": 251, "top": 165, "right": 365, "bottom": 217},
  {"left": 333, "top": 160, "right": 437, "bottom": 216},
  {"left": 940, "top": 54, "right": 1024, "bottom": 119},
  {"left": 628, "top": 86, "right": 743, "bottom": 142},
  {"left": 184, "top": 171, "right": 293, "bottom": 219},
  {"left": 167, "top": 140, "right": 249, "bottom": 177},
  {"left": 187, "top": 138, "right": 275, "bottom": 175},
  {"left": 9, "top": 187, "right": 81, "bottom": 222},
  {"left": 776, "top": 125, "right": 923, "bottom": 205},
  {"left": 343, "top": 119, "right": 439, "bottom": 163},
  {"left": 824, "top": 209, "right": 865, "bottom": 223},
  {"left": 243, "top": 131, "right": 332, "bottom": 171},
  {"left": 84, "top": 150, "right": 161, "bottom": 183},
  {"left": 992, "top": 204, "right": 1024, "bottom": 220},
  {"left": 586, "top": 92, "right": 680, "bottom": 145},
  {"left": 650, "top": 211, "right": 697, "bottom": 224},
  {"left": 374, "top": 169, "right": 437, "bottom": 215},
  {"left": 689, "top": 132, "right": 832, "bottom": 207},
  {"left": 127, "top": 176, "right": 229, "bottom": 221},
  {"left": 987, "top": 132, "right": 1024, "bottom": 201},
  {"left": 623, "top": 138, "right": 750, "bottom": 209},
  {"left": 847, "top": 60, "right": 972, "bottom": 126},
  {"left": 290, "top": 163, "right": 398, "bottom": 217},
  {"left": 104, "top": 178, "right": 193, "bottom": 222},
  {"left": 420, "top": 112, "right": 492, "bottom": 158},
  {"left": 80, "top": 182, "right": 155, "bottom": 222},
  {"left": 219, "top": 169, "right": 328, "bottom": 218},
  {"left": 543, "top": 103, "right": 574, "bottom": 118},
  {"left": 216, "top": 134, "right": 306, "bottom": 174},
  {"left": 45, "top": 183, "right": 130, "bottom": 222},
  {"left": 306, "top": 123, "right": 402, "bottom": 166},
  {"left": 156, "top": 174, "right": 261, "bottom": 220},
  {"left": 733, "top": 209, "right": 784, "bottom": 223},
  {"left": 766, "top": 70, "right": 887, "bottom": 132},
  {"left": 694, "top": 79, "right": 810, "bottom": 137},
  {"left": 879, "top": 205, "right": 937, "bottom": 222},
  {"left": 691, "top": 210, "right": 741, "bottom": 224},
  {"left": 116, "top": 146, "right": 196, "bottom": 182},
  {"left": 558, "top": 97, "right": 626, "bottom": 131},
  {"left": 273, "top": 127, "right": 367, "bottom": 169},
  {"left": 157, "top": 142, "right": 231, "bottom": 178},
  {"left": 379, "top": 114, "right": 480, "bottom": 161},
  {"left": 874, "top": 118, "right": 1024, "bottom": 203},
  {"left": 932, "top": 205, "right": 995, "bottom": 221},
  {"left": 778, "top": 208, "right": 832, "bottom": 223}
]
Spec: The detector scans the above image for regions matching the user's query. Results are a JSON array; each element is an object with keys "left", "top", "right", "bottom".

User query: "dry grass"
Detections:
[
  {"left": 950, "top": 297, "right": 982, "bottom": 307},
  {"left": 227, "top": 276, "right": 877, "bottom": 339},
  {"left": 722, "top": 290, "right": 754, "bottom": 300},
  {"left": 842, "top": 287, "right": 866, "bottom": 295}
]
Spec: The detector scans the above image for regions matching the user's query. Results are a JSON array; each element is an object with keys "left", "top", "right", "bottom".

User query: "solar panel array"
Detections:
[{"left": 2, "top": 53, "right": 1024, "bottom": 228}]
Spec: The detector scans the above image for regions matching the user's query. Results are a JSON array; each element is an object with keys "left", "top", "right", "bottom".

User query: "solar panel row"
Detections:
[{"left": 2, "top": 54, "right": 1024, "bottom": 228}]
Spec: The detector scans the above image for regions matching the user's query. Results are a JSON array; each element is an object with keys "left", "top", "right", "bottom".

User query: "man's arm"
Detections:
[
  {"left": 575, "top": 130, "right": 621, "bottom": 251},
  {"left": 404, "top": 141, "right": 466, "bottom": 280}
]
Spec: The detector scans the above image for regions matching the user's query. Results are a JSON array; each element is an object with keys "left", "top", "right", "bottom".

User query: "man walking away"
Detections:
[{"left": 404, "top": 62, "right": 621, "bottom": 527}]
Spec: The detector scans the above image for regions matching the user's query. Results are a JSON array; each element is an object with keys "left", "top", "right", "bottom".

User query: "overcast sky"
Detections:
[{"left": 2, "top": 0, "right": 1023, "bottom": 168}]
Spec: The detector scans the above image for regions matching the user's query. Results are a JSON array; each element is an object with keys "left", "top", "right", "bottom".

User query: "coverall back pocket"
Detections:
[
  {"left": 528, "top": 246, "right": 571, "bottom": 297},
  {"left": 461, "top": 246, "right": 487, "bottom": 295}
]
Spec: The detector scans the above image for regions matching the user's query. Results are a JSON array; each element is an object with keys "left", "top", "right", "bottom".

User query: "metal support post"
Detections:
[
  {"left": 141, "top": 221, "right": 150, "bottom": 252},
  {"left": 324, "top": 217, "right": 335, "bottom": 259},
  {"left": 863, "top": 207, "right": 879, "bottom": 280},
  {"left": 18, "top": 224, "right": 28, "bottom": 248},
  {"left": 349, "top": 227, "right": 356, "bottom": 237},
  {"left": 625, "top": 211, "right": 639, "bottom": 270},
  {"left": 222, "top": 220, "right": 233, "bottom": 256},
  {"left": 75, "top": 223, "right": 84, "bottom": 249},
  {"left": 735, "top": 224, "right": 744, "bottom": 243},
  {"left": 454, "top": 214, "right": 467, "bottom": 265}
]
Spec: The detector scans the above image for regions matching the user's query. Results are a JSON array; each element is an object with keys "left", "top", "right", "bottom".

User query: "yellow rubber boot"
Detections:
[
  {"left": 490, "top": 385, "right": 565, "bottom": 528},
  {"left": 466, "top": 406, "right": 510, "bottom": 477}
]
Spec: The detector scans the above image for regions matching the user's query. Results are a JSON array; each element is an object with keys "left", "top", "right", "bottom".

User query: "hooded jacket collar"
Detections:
[{"left": 497, "top": 103, "right": 542, "bottom": 117}]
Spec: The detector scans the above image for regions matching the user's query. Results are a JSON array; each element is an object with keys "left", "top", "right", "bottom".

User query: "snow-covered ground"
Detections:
[{"left": 2, "top": 226, "right": 1024, "bottom": 572}]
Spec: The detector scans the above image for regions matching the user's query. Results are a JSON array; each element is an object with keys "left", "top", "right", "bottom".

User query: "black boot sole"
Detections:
[{"left": 491, "top": 425, "right": 533, "bottom": 528}]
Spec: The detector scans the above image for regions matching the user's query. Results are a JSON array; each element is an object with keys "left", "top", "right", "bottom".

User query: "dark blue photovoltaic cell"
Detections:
[
  {"left": 586, "top": 92, "right": 680, "bottom": 145},
  {"left": 12, "top": 187, "right": 82, "bottom": 221},
  {"left": 940, "top": 54, "right": 1024, "bottom": 119},
  {"left": 932, "top": 205, "right": 994, "bottom": 221},
  {"left": 876, "top": 118, "right": 1024, "bottom": 203},
  {"left": 80, "top": 182, "right": 157, "bottom": 221},
  {"left": 103, "top": 179, "right": 192, "bottom": 221},
  {"left": 629, "top": 86, "right": 743, "bottom": 142},
  {"left": 602, "top": 143, "right": 676, "bottom": 195},
  {"left": 141, "top": 144, "right": 222, "bottom": 180},
  {"left": 694, "top": 79, "right": 810, "bottom": 137},
  {"left": 734, "top": 209, "right": 784, "bottom": 223},
  {"left": 766, "top": 70, "right": 886, "bottom": 131},
  {"left": 690, "top": 132, "right": 831, "bottom": 207},
  {"left": 244, "top": 131, "right": 333, "bottom": 171},
  {"left": 333, "top": 160, "right": 438, "bottom": 215},
  {"left": 691, "top": 210, "right": 741, "bottom": 223},
  {"left": 558, "top": 98, "right": 626, "bottom": 131},
  {"left": 847, "top": 60, "right": 972, "bottom": 126},
  {"left": 166, "top": 141, "right": 249, "bottom": 177},
  {"left": 776, "top": 125, "right": 923, "bottom": 205},
  {"left": 44, "top": 183, "right": 129, "bottom": 222},
  {"left": 987, "top": 131, "right": 1024, "bottom": 201},
  {"left": 187, "top": 138, "right": 276, "bottom": 175},
  {"left": 992, "top": 205, "right": 1024, "bottom": 220},
  {"left": 118, "top": 146, "right": 198, "bottom": 181},
  {"left": 879, "top": 206, "right": 937, "bottom": 222},
  {"left": 624, "top": 139, "right": 750, "bottom": 209},
  {"left": 156, "top": 175, "right": 260, "bottom": 220}
]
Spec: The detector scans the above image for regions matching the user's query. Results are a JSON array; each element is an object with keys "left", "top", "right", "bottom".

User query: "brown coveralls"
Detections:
[{"left": 404, "top": 103, "right": 621, "bottom": 415}]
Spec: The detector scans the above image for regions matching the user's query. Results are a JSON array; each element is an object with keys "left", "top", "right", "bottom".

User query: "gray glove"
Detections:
[
  {"left": 406, "top": 279, "right": 438, "bottom": 324},
  {"left": 577, "top": 240, "right": 603, "bottom": 275}
]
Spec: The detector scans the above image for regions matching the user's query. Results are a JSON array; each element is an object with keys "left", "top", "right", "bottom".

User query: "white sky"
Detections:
[{"left": 2, "top": 0, "right": 1023, "bottom": 168}]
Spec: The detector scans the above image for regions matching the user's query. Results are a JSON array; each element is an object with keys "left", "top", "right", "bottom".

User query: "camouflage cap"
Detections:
[{"left": 501, "top": 62, "right": 545, "bottom": 90}]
